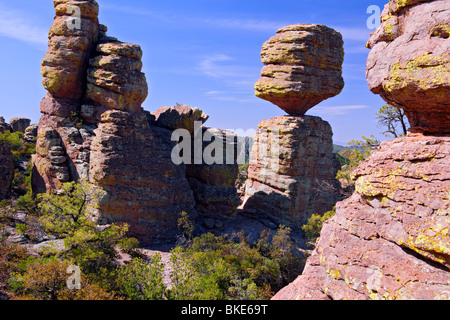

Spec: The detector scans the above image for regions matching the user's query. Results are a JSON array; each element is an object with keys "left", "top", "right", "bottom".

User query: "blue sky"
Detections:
[{"left": 0, "top": 0, "right": 388, "bottom": 145}]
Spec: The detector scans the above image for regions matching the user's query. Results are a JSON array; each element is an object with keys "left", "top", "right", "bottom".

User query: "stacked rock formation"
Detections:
[
  {"left": 0, "top": 141, "right": 14, "bottom": 200},
  {"left": 9, "top": 118, "right": 31, "bottom": 134},
  {"left": 243, "top": 24, "right": 343, "bottom": 228},
  {"left": 273, "top": 0, "right": 450, "bottom": 300},
  {"left": 32, "top": 0, "right": 197, "bottom": 244}
]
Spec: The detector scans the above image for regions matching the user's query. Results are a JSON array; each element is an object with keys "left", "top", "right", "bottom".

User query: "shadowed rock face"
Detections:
[
  {"left": 0, "top": 141, "right": 14, "bottom": 200},
  {"left": 255, "top": 24, "right": 344, "bottom": 116},
  {"left": 273, "top": 0, "right": 450, "bottom": 301},
  {"left": 366, "top": 0, "right": 450, "bottom": 134}
]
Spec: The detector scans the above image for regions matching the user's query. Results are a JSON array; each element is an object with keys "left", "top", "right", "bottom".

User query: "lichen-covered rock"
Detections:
[
  {"left": 255, "top": 24, "right": 344, "bottom": 116},
  {"left": 366, "top": 0, "right": 450, "bottom": 134},
  {"left": 89, "top": 110, "right": 197, "bottom": 245},
  {"left": 23, "top": 124, "right": 39, "bottom": 143},
  {"left": 273, "top": 135, "right": 450, "bottom": 300},
  {"left": 242, "top": 116, "right": 341, "bottom": 228},
  {"left": 41, "top": 0, "right": 99, "bottom": 100},
  {"left": 86, "top": 41, "right": 148, "bottom": 113},
  {"left": 0, "top": 141, "right": 14, "bottom": 200}
]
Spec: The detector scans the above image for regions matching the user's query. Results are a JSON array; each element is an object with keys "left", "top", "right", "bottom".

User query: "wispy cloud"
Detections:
[
  {"left": 0, "top": 7, "right": 48, "bottom": 47},
  {"left": 102, "top": 3, "right": 287, "bottom": 33},
  {"left": 311, "top": 105, "right": 368, "bottom": 116}
]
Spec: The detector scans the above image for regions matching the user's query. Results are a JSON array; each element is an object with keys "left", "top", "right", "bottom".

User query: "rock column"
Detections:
[{"left": 243, "top": 24, "right": 344, "bottom": 228}]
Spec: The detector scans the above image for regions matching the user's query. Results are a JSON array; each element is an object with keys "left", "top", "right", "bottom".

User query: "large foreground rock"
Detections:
[
  {"left": 273, "top": 135, "right": 450, "bottom": 300},
  {"left": 242, "top": 116, "right": 341, "bottom": 228},
  {"left": 366, "top": 0, "right": 450, "bottom": 134}
]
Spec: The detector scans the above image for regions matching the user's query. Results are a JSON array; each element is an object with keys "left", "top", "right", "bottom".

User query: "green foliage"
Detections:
[
  {"left": 0, "top": 131, "right": 35, "bottom": 167},
  {"left": 116, "top": 255, "right": 166, "bottom": 300},
  {"left": 0, "top": 130, "right": 36, "bottom": 196},
  {"left": 177, "top": 211, "right": 194, "bottom": 244},
  {"left": 302, "top": 207, "right": 337, "bottom": 244},
  {"left": 166, "top": 227, "right": 302, "bottom": 300},
  {"left": 37, "top": 180, "right": 136, "bottom": 276},
  {"left": 336, "top": 135, "right": 381, "bottom": 186},
  {"left": 10, "top": 258, "right": 115, "bottom": 300}
]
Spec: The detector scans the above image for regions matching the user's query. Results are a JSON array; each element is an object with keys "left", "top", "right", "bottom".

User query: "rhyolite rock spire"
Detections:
[
  {"left": 33, "top": 0, "right": 197, "bottom": 245},
  {"left": 255, "top": 24, "right": 344, "bottom": 116},
  {"left": 274, "top": 0, "right": 450, "bottom": 300},
  {"left": 243, "top": 24, "right": 343, "bottom": 228}
]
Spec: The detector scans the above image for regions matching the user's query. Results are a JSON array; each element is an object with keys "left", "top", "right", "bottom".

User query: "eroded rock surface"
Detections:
[
  {"left": 243, "top": 116, "right": 341, "bottom": 228},
  {"left": 366, "top": 0, "right": 450, "bottom": 134},
  {"left": 274, "top": 135, "right": 450, "bottom": 300},
  {"left": 255, "top": 24, "right": 344, "bottom": 116}
]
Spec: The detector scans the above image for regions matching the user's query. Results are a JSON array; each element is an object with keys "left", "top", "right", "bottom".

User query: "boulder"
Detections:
[
  {"left": 9, "top": 117, "right": 31, "bottom": 133},
  {"left": 255, "top": 24, "right": 344, "bottom": 116},
  {"left": 152, "top": 104, "right": 209, "bottom": 133},
  {"left": 366, "top": 0, "right": 450, "bottom": 134},
  {"left": 0, "top": 117, "right": 10, "bottom": 133}
]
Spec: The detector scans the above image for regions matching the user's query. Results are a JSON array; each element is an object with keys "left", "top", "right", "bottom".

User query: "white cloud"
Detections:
[
  {"left": 0, "top": 7, "right": 48, "bottom": 46},
  {"left": 311, "top": 105, "right": 369, "bottom": 116}
]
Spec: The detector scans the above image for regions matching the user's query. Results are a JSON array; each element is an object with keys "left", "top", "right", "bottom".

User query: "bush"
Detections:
[
  {"left": 166, "top": 227, "right": 303, "bottom": 300},
  {"left": 302, "top": 207, "right": 336, "bottom": 244},
  {"left": 10, "top": 258, "right": 115, "bottom": 300},
  {"left": 116, "top": 255, "right": 166, "bottom": 300}
]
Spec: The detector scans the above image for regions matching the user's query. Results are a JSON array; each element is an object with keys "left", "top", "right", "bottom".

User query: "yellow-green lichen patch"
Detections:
[{"left": 384, "top": 53, "right": 450, "bottom": 93}]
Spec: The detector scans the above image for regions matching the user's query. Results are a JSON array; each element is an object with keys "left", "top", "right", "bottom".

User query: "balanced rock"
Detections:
[
  {"left": 366, "top": 0, "right": 450, "bottom": 134},
  {"left": 86, "top": 41, "right": 148, "bottom": 113},
  {"left": 242, "top": 116, "right": 341, "bottom": 228},
  {"left": 255, "top": 24, "right": 345, "bottom": 116},
  {"left": 0, "top": 141, "right": 14, "bottom": 200},
  {"left": 9, "top": 117, "right": 31, "bottom": 133}
]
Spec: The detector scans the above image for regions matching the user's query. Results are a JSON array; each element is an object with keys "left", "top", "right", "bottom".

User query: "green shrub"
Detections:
[
  {"left": 116, "top": 255, "right": 166, "bottom": 300},
  {"left": 302, "top": 207, "right": 336, "bottom": 244}
]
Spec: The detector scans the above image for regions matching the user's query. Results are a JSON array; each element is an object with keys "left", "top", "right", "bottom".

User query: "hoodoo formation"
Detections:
[
  {"left": 273, "top": 0, "right": 450, "bottom": 300},
  {"left": 32, "top": 0, "right": 240, "bottom": 245},
  {"left": 243, "top": 24, "right": 343, "bottom": 229}
]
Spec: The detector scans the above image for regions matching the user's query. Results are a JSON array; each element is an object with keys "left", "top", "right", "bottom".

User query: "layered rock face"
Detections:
[
  {"left": 244, "top": 24, "right": 343, "bottom": 229},
  {"left": 255, "top": 24, "right": 344, "bottom": 116},
  {"left": 274, "top": 0, "right": 450, "bottom": 300},
  {"left": 151, "top": 105, "right": 240, "bottom": 218},
  {"left": 32, "top": 0, "right": 197, "bottom": 244},
  {"left": 366, "top": 0, "right": 450, "bottom": 134},
  {"left": 0, "top": 141, "right": 14, "bottom": 200},
  {"left": 243, "top": 116, "right": 341, "bottom": 228}
]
